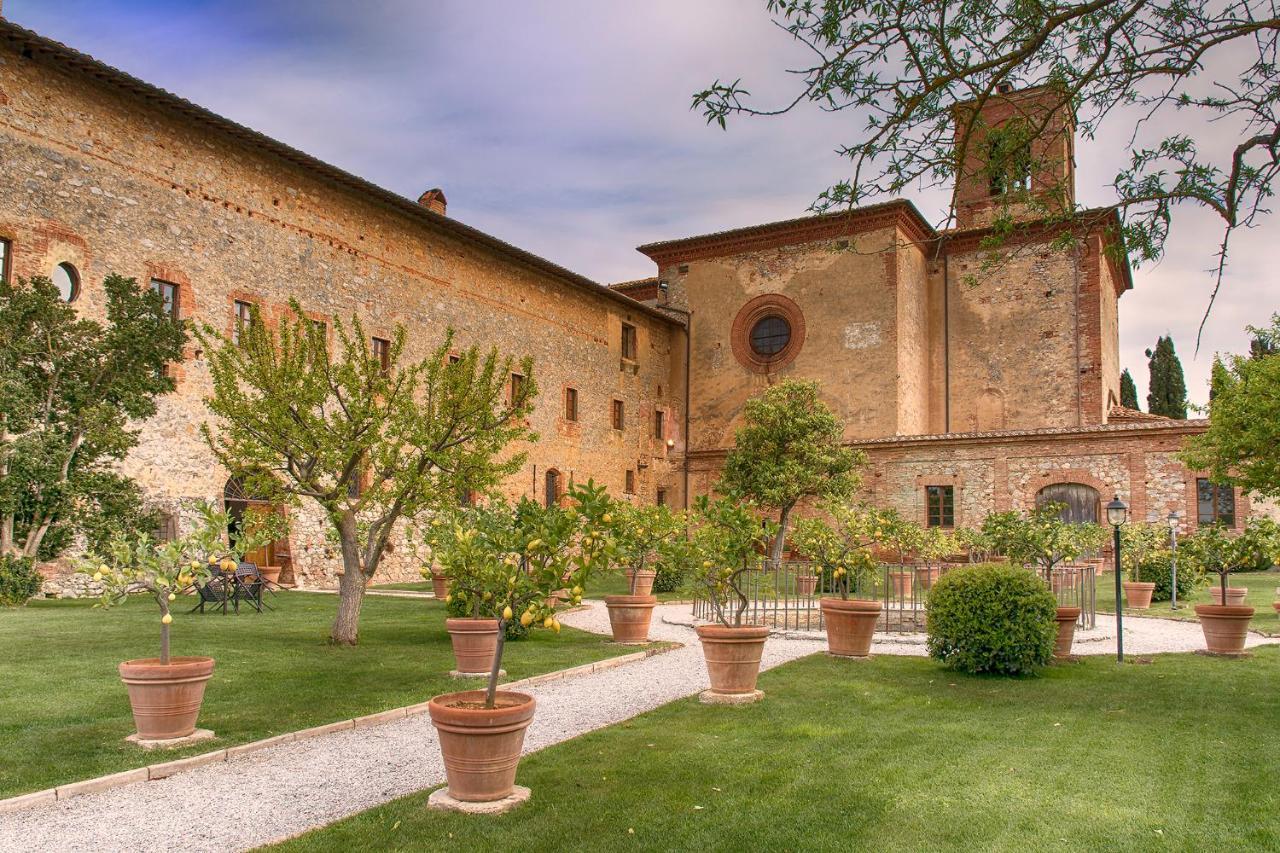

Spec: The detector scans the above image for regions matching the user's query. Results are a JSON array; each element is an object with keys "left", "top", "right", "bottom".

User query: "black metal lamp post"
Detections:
[
  {"left": 1106, "top": 495, "right": 1129, "bottom": 662},
  {"left": 1167, "top": 511, "right": 1181, "bottom": 610}
]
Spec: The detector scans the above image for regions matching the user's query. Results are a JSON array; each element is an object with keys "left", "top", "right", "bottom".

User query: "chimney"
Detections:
[{"left": 417, "top": 188, "right": 447, "bottom": 216}]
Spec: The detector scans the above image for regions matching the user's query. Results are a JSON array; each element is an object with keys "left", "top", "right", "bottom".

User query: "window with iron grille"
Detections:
[
  {"left": 1197, "top": 478, "right": 1235, "bottom": 526},
  {"left": 926, "top": 485, "right": 955, "bottom": 528},
  {"left": 656, "top": 488, "right": 667, "bottom": 507}
]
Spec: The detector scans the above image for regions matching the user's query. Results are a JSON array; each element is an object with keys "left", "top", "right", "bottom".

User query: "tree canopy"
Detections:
[
  {"left": 693, "top": 1, "right": 1280, "bottom": 340},
  {"left": 1119, "top": 368, "right": 1140, "bottom": 410},
  {"left": 1146, "top": 335, "right": 1188, "bottom": 418}
]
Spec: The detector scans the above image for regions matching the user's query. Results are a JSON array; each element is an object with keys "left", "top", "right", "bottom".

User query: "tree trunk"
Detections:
[
  {"left": 770, "top": 504, "right": 793, "bottom": 564},
  {"left": 485, "top": 619, "right": 508, "bottom": 708},
  {"left": 330, "top": 512, "right": 366, "bottom": 645}
]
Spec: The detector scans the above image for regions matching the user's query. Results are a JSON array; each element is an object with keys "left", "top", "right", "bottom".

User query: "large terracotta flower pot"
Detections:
[
  {"left": 795, "top": 574, "right": 817, "bottom": 597},
  {"left": 429, "top": 690, "right": 536, "bottom": 802},
  {"left": 258, "top": 565, "right": 282, "bottom": 585},
  {"left": 118, "top": 656, "right": 216, "bottom": 740},
  {"left": 889, "top": 570, "right": 914, "bottom": 598},
  {"left": 1195, "top": 604, "right": 1254, "bottom": 655},
  {"left": 696, "top": 624, "right": 768, "bottom": 695},
  {"left": 914, "top": 566, "right": 940, "bottom": 591},
  {"left": 1122, "top": 581, "right": 1156, "bottom": 610},
  {"left": 1053, "top": 606, "right": 1081, "bottom": 659},
  {"left": 819, "top": 597, "right": 881, "bottom": 658},
  {"left": 430, "top": 571, "right": 449, "bottom": 600},
  {"left": 604, "top": 594, "right": 656, "bottom": 643},
  {"left": 1209, "top": 587, "right": 1248, "bottom": 606},
  {"left": 624, "top": 568, "right": 656, "bottom": 597},
  {"left": 445, "top": 618, "right": 499, "bottom": 674}
]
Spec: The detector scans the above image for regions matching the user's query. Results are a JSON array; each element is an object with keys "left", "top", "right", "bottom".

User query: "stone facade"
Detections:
[{"left": 0, "top": 21, "right": 1252, "bottom": 593}]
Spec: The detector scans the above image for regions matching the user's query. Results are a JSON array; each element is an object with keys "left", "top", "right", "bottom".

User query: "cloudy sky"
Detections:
[{"left": 8, "top": 0, "right": 1274, "bottom": 406}]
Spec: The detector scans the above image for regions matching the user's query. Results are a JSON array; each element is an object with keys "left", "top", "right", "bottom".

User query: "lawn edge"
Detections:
[{"left": 0, "top": 642, "right": 680, "bottom": 815}]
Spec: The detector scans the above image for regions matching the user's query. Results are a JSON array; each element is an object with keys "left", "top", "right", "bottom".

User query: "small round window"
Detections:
[
  {"left": 52, "top": 262, "right": 80, "bottom": 303},
  {"left": 749, "top": 315, "right": 791, "bottom": 357}
]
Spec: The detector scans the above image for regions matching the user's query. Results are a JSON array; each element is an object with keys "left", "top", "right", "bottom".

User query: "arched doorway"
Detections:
[
  {"left": 544, "top": 469, "right": 561, "bottom": 507},
  {"left": 1035, "top": 483, "right": 1101, "bottom": 525},
  {"left": 223, "top": 475, "right": 292, "bottom": 580}
]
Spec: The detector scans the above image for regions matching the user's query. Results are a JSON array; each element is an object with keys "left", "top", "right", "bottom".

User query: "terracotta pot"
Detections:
[
  {"left": 889, "top": 570, "right": 914, "bottom": 598},
  {"left": 118, "top": 656, "right": 216, "bottom": 740},
  {"left": 820, "top": 597, "right": 881, "bottom": 658},
  {"left": 430, "top": 571, "right": 449, "bottom": 600},
  {"left": 604, "top": 594, "right": 656, "bottom": 643},
  {"left": 1053, "top": 606, "right": 1081, "bottom": 659},
  {"left": 258, "top": 565, "right": 282, "bottom": 585},
  {"left": 795, "top": 574, "right": 817, "bottom": 597},
  {"left": 1122, "top": 581, "right": 1156, "bottom": 610},
  {"left": 1273, "top": 601, "right": 1280, "bottom": 615},
  {"left": 1209, "top": 587, "right": 1248, "bottom": 606},
  {"left": 695, "top": 624, "right": 768, "bottom": 695},
  {"left": 625, "top": 568, "right": 656, "bottom": 597},
  {"left": 914, "top": 566, "right": 940, "bottom": 590},
  {"left": 429, "top": 690, "right": 536, "bottom": 802},
  {"left": 1195, "top": 604, "right": 1254, "bottom": 655},
  {"left": 445, "top": 618, "right": 499, "bottom": 674}
]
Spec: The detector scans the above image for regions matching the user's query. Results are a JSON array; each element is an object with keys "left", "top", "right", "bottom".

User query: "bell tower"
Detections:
[{"left": 952, "top": 84, "right": 1076, "bottom": 229}]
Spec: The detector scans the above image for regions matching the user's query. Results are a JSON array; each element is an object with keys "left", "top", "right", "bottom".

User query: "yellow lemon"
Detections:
[
  {"left": 482, "top": 591, "right": 492, "bottom": 601},
  {"left": 520, "top": 612, "right": 534, "bottom": 627},
  {"left": 502, "top": 605, "right": 513, "bottom": 620},
  {"left": 602, "top": 513, "right": 613, "bottom": 523},
  {"left": 543, "top": 616, "right": 554, "bottom": 629},
  {"left": 161, "top": 613, "right": 173, "bottom": 625},
  {"left": 444, "top": 593, "right": 453, "bottom": 604},
  {"left": 221, "top": 559, "right": 237, "bottom": 572},
  {"left": 92, "top": 572, "right": 102, "bottom": 581},
  {"left": 168, "top": 593, "right": 176, "bottom": 602},
  {"left": 98, "top": 564, "right": 110, "bottom": 573},
  {"left": 551, "top": 619, "right": 561, "bottom": 634},
  {"left": 208, "top": 555, "right": 218, "bottom": 565},
  {"left": 583, "top": 537, "right": 593, "bottom": 548},
  {"left": 526, "top": 538, "right": 543, "bottom": 551},
  {"left": 572, "top": 585, "right": 583, "bottom": 595},
  {"left": 190, "top": 560, "right": 201, "bottom": 570},
  {"left": 702, "top": 560, "right": 713, "bottom": 569}
]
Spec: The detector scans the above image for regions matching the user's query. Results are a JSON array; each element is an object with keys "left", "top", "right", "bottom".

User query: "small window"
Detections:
[
  {"left": 447, "top": 353, "right": 461, "bottom": 365},
  {"left": 656, "top": 488, "right": 667, "bottom": 507},
  {"left": 1197, "top": 478, "right": 1235, "bottom": 527},
  {"left": 371, "top": 337, "right": 391, "bottom": 375},
  {"left": 233, "top": 300, "right": 254, "bottom": 345},
  {"left": 611, "top": 399, "right": 625, "bottom": 431},
  {"left": 564, "top": 387, "right": 578, "bottom": 422},
  {"left": 621, "top": 323, "right": 637, "bottom": 360},
  {"left": 654, "top": 409, "right": 665, "bottom": 440},
  {"left": 926, "top": 485, "right": 955, "bottom": 528},
  {"left": 624, "top": 469, "right": 636, "bottom": 494},
  {"left": 150, "top": 279, "right": 180, "bottom": 321},
  {"left": 153, "top": 512, "right": 179, "bottom": 543},
  {"left": 510, "top": 373, "right": 526, "bottom": 406},
  {"left": 52, "top": 262, "right": 79, "bottom": 303},
  {"left": 750, "top": 315, "right": 791, "bottom": 357},
  {"left": 0, "top": 238, "right": 10, "bottom": 282}
]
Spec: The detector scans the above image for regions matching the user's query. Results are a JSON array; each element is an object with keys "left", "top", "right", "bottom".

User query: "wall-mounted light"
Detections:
[
  {"left": 658, "top": 279, "right": 669, "bottom": 293},
  {"left": 666, "top": 438, "right": 675, "bottom": 449}
]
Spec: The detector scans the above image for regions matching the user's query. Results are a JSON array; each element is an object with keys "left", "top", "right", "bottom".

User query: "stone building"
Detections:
[{"left": 0, "top": 21, "right": 1249, "bottom": 588}]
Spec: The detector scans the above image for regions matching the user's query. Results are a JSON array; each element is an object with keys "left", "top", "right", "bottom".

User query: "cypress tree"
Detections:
[
  {"left": 1145, "top": 336, "right": 1188, "bottom": 419},
  {"left": 1119, "top": 369, "right": 1139, "bottom": 410}
]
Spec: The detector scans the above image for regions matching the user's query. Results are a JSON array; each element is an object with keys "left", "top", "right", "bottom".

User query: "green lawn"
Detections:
[
  {"left": 0, "top": 592, "right": 636, "bottom": 798},
  {"left": 274, "top": 647, "right": 1280, "bottom": 852},
  {"left": 1097, "top": 570, "right": 1280, "bottom": 635}
]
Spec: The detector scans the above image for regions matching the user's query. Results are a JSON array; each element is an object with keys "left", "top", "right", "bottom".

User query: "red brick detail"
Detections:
[
  {"left": 729, "top": 293, "right": 806, "bottom": 374},
  {"left": 1022, "top": 469, "right": 1113, "bottom": 511}
]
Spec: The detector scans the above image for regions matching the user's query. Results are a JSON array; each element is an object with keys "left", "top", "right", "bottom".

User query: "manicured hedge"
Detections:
[
  {"left": 0, "top": 555, "right": 41, "bottom": 606},
  {"left": 926, "top": 563, "right": 1057, "bottom": 675}
]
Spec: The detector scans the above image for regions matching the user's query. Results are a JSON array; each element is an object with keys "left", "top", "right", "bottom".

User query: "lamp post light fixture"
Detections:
[
  {"left": 1167, "top": 510, "right": 1181, "bottom": 610},
  {"left": 1106, "top": 495, "right": 1129, "bottom": 663}
]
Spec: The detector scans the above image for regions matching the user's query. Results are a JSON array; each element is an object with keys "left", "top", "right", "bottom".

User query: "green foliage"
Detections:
[
  {"left": 951, "top": 527, "right": 995, "bottom": 563},
  {"left": 1182, "top": 518, "right": 1280, "bottom": 602},
  {"left": 0, "top": 274, "right": 185, "bottom": 561},
  {"left": 197, "top": 301, "right": 536, "bottom": 645},
  {"left": 685, "top": 495, "right": 774, "bottom": 626},
  {"left": 1183, "top": 316, "right": 1280, "bottom": 499},
  {"left": 926, "top": 563, "right": 1058, "bottom": 675},
  {"left": 789, "top": 503, "right": 879, "bottom": 599},
  {"left": 1146, "top": 336, "right": 1188, "bottom": 419},
  {"left": 1133, "top": 549, "right": 1203, "bottom": 603},
  {"left": 987, "top": 504, "right": 1105, "bottom": 573},
  {"left": 607, "top": 503, "right": 687, "bottom": 594},
  {"left": 717, "top": 380, "right": 864, "bottom": 560},
  {"left": 1120, "top": 369, "right": 1140, "bottom": 410},
  {"left": 0, "top": 554, "right": 41, "bottom": 606}
]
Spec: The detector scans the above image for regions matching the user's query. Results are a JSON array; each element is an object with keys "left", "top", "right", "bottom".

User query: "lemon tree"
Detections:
[
  {"left": 685, "top": 495, "right": 774, "bottom": 627},
  {"left": 607, "top": 503, "right": 686, "bottom": 594},
  {"left": 790, "top": 503, "right": 879, "bottom": 599}
]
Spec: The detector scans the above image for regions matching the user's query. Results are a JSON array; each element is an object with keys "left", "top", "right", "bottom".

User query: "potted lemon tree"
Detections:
[
  {"left": 426, "top": 481, "right": 611, "bottom": 804},
  {"left": 603, "top": 503, "right": 683, "bottom": 643},
  {"left": 88, "top": 503, "right": 251, "bottom": 742},
  {"left": 685, "top": 495, "right": 774, "bottom": 703},
  {"left": 791, "top": 503, "right": 882, "bottom": 658},
  {"left": 1185, "top": 518, "right": 1279, "bottom": 655}
]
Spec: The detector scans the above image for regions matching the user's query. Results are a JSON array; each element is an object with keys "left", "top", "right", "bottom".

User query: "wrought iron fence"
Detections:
[{"left": 692, "top": 560, "right": 1096, "bottom": 633}]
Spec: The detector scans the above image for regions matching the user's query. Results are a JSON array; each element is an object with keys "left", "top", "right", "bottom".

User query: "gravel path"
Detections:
[{"left": 2, "top": 603, "right": 1274, "bottom": 852}]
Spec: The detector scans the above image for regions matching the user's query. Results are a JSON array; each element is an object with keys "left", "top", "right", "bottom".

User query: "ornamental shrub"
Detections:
[
  {"left": 1133, "top": 552, "right": 1202, "bottom": 601},
  {"left": 926, "top": 563, "right": 1057, "bottom": 675},
  {"left": 0, "top": 554, "right": 42, "bottom": 606},
  {"left": 445, "top": 591, "right": 529, "bottom": 641}
]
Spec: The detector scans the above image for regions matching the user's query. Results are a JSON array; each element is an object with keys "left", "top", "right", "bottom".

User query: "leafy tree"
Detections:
[
  {"left": 1146, "top": 336, "right": 1188, "bottom": 419},
  {"left": 1182, "top": 517, "right": 1280, "bottom": 605},
  {"left": 692, "top": 1, "right": 1280, "bottom": 336},
  {"left": 0, "top": 275, "right": 184, "bottom": 561},
  {"left": 790, "top": 502, "right": 880, "bottom": 597},
  {"left": 686, "top": 495, "right": 775, "bottom": 626},
  {"left": 992, "top": 504, "right": 1105, "bottom": 577},
  {"left": 717, "top": 380, "right": 864, "bottom": 562},
  {"left": 1119, "top": 369, "right": 1140, "bottom": 410},
  {"left": 198, "top": 302, "right": 536, "bottom": 645},
  {"left": 1182, "top": 315, "right": 1280, "bottom": 499}
]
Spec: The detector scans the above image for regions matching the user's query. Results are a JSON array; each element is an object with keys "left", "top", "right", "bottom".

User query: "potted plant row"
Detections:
[
  {"left": 603, "top": 503, "right": 686, "bottom": 644},
  {"left": 1184, "top": 519, "right": 1279, "bottom": 655},
  {"left": 791, "top": 504, "right": 883, "bottom": 658},
  {"left": 424, "top": 481, "right": 612, "bottom": 803}
]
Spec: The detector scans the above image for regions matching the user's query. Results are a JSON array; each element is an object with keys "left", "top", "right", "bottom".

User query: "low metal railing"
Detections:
[{"left": 692, "top": 560, "right": 1096, "bottom": 633}]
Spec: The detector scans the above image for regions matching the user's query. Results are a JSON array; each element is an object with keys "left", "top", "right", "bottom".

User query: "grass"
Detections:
[
  {"left": 1097, "top": 569, "right": 1280, "bottom": 635},
  {"left": 274, "top": 647, "right": 1280, "bottom": 852},
  {"left": 0, "top": 591, "right": 638, "bottom": 799}
]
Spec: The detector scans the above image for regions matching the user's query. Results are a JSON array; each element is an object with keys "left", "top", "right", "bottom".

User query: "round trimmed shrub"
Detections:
[
  {"left": 1134, "top": 553, "right": 1201, "bottom": 602},
  {"left": 0, "top": 555, "right": 42, "bottom": 606},
  {"left": 926, "top": 563, "right": 1057, "bottom": 675}
]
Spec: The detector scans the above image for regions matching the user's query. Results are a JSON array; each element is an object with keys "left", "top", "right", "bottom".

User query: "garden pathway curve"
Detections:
[{"left": 1, "top": 603, "right": 1274, "bottom": 852}]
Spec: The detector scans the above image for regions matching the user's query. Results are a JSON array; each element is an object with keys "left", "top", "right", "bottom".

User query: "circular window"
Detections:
[
  {"left": 52, "top": 263, "right": 79, "bottom": 303},
  {"left": 749, "top": 315, "right": 791, "bottom": 356}
]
